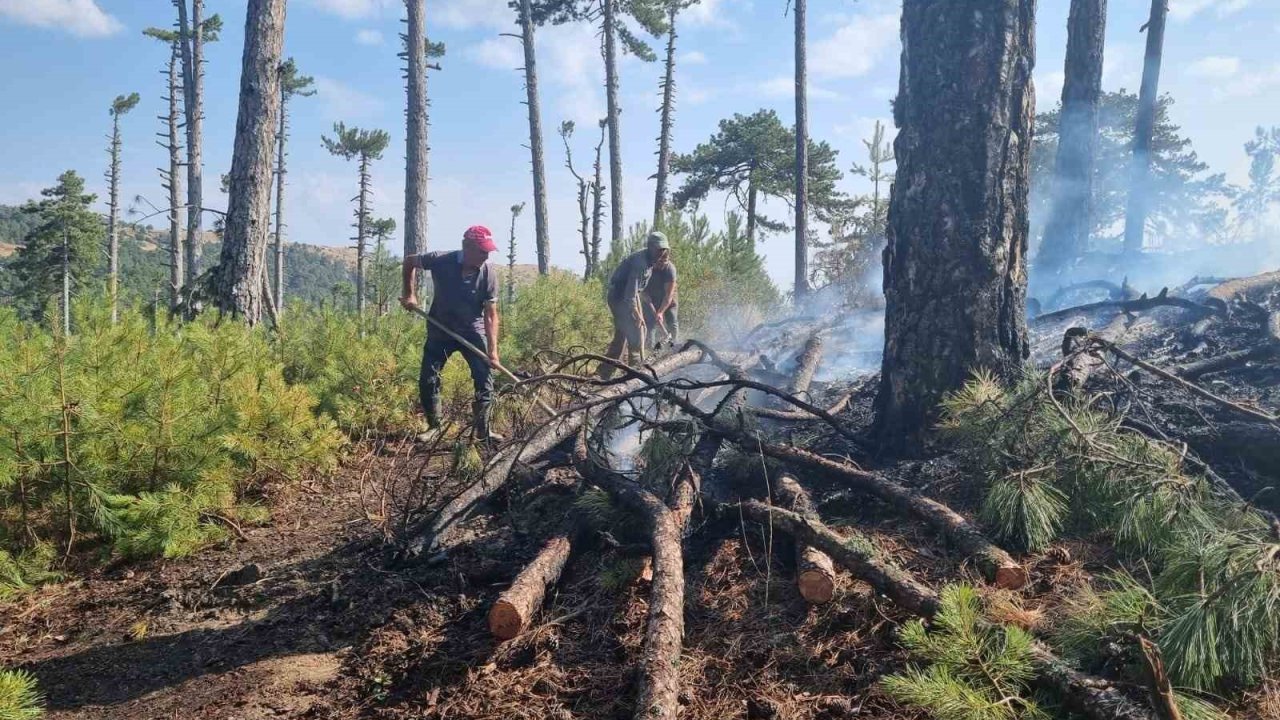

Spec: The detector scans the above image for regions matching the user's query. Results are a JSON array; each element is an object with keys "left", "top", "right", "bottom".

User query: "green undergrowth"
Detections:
[
  {"left": 0, "top": 667, "right": 44, "bottom": 719},
  {"left": 884, "top": 585, "right": 1227, "bottom": 720},
  {"left": 936, "top": 369, "right": 1280, "bottom": 696}
]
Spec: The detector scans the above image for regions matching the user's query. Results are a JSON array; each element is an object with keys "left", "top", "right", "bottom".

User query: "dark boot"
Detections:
[
  {"left": 472, "top": 401, "right": 503, "bottom": 442},
  {"left": 416, "top": 397, "right": 444, "bottom": 443}
]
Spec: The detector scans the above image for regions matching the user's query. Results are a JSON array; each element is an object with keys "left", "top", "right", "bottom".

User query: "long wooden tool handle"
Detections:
[{"left": 408, "top": 306, "right": 556, "bottom": 416}]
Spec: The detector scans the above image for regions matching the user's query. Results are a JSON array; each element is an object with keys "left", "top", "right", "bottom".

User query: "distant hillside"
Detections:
[{"left": 0, "top": 204, "right": 562, "bottom": 308}]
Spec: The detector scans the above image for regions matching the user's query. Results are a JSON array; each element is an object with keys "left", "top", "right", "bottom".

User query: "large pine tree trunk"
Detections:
[
  {"left": 746, "top": 179, "right": 758, "bottom": 245},
  {"left": 875, "top": 0, "right": 1034, "bottom": 451},
  {"left": 1122, "top": 0, "right": 1167, "bottom": 255},
  {"left": 1039, "top": 0, "right": 1106, "bottom": 272},
  {"left": 356, "top": 154, "right": 370, "bottom": 322},
  {"left": 793, "top": 0, "right": 809, "bottom": 301},
  {"left": 603, "top": 0, "right": 624, "bottom": 251},
  {"left": 273, "top": 91, "right": 288, "bottom": 316},
  {"left": 175, "top": 0, "right": 206, "bottom": 287},
  {"left": 520, "top": 0, "right": 552, "bottom": 275},
  {"left": 404, "top": 0, "right": 429, "bottom": 264},
  {"left": 653, "top": 7, "right": 677, "bottom": 228},
  {"left": 107, "top": 112, "right": 122, "bottom": 324},
  {"left": 213, "top": 0, "right": 286, "bottom": 325},
  {"left": 167, "top": 43, "right": 185, "bottom": 313}
]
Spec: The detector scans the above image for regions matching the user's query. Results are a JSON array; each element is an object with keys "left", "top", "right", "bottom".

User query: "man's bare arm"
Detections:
[
  {"left": 657, "top": 280, "right": 677, "bottom": 314},
  {"left": 399, "top": 256, "right": 419, "bottom": 309},
  {"left": 484, "top": 302, "right": 500, "bottom": 364}
]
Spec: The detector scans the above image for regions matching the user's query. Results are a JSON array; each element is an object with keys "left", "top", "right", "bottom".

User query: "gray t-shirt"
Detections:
[
  {"left": 417, "top": 250, "right": 496, "bottom": 336},
  {"left": 607, "top": 250, "right": 655, "bottom": 307},
  {"left": 645, "top": 261, "right": 677, "bottom": 306}
]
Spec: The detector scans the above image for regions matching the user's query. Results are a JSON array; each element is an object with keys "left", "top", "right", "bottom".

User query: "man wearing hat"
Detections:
[
  {"left": 601, "top": 231, "right": 674, "bottom": 377},
  {"left": 400, "top": 225, "right": 502, "bottom": 441}
]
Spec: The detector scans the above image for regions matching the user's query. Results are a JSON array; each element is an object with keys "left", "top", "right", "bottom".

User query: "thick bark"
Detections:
[
  {"left": 1039, "top": 0, "right": 1107, "bottom": 269},
  {"left": 355, "top": 154, "right": 370, "bottom": 322},
  {"left": 107, "top": 112, "right": 122, "bottom": 324},
  {"left": 404, "top": 0, "right": 429, "bottom": 262},
  {"left": 653, "top": 7, "right": 677, "bottom": 228},
  {"left": 404, "top": 348, "right": 710, "bottom": 557},
  {"left": 273, "top": 90, "right": 288, "bottom": 315},
  {"left": 793, "top": 0, "right": 810, "bottom": 300},
  {"left": 176, "top": 0, "right": 205, "bottom": 286},
  {"left": 742, "top": 500, "right": 1155, "bottom": 720},
  {"left": 1122, "top": 0, "right": 1167, "bottom": 255},
  {"left": 746, "top": 180, "right": 758, "bottom": 246},
  {"left": 166, "top": 43, "right": 185, "bottom": 313},
  {"left": 489, "top": 534, "right": 574, "bottom": 640},
  {"left": 788, "top": 332, "right": 824, "bottom": 396},
  {"left": 520, "top": 0, "right": 551, "bottom": 275},
  {"left": 876, "top": 0, "right": 1034, "bottom": 449},
  {"left": 576, "top": 442, "right": 683, "bottom": 720},
  {"left": 772, "top": 475, "right": 837, "bottom": 604},
  {"left": 212, "top": 0, "right": 286, "bottom": 324},
  {"left": 603, "top": 0, "right": 624, "bottom": 250}
]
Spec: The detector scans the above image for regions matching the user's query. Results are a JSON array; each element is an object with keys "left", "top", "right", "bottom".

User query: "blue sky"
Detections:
[{"left": 1, "top": 0, "right": 1277, "bottom": 287}]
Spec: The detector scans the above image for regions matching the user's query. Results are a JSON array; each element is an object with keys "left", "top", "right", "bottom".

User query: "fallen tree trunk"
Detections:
[
  {"left": 489, "top": 534, "right": 575, "bottom": 640},
  {"left": 1174, "top": 345, "right": 1278, "bottom": 380},
  {"left": 787, "top": 332, "right": 825, "bottom": 397},
  {"left": 1034, "top": 287, "right": 1216, "bottom": 325},
  {"left": 576, "top": 438, "right": 684, "bottom": 720},
  {"left": 403, "top": 348, "right": 709, "bottom": 558},
  {"left": 739, "top": 501, "right": 1154, "bottom": 720},
  {"left": 1207, "top": 269, "right": 1280, "bottom": 303},
  {"left": 772, "top": 475, "right": 838, "bottom": 604}
]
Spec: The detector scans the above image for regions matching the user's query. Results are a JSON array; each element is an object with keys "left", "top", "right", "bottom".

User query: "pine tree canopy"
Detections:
[{"left": 9, "top": 171, "right": 103, "bottom": 323}]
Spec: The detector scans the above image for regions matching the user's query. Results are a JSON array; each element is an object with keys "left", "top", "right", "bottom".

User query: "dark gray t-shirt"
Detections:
[
  {"left": 645, "top": 261, "right": 677, "bottom": 306},
  {"left": 417, "top": 250, "right": 496, "bottom": 336},
  {"left": 607, "top": 250, "right": 654, "bottom": 306}
]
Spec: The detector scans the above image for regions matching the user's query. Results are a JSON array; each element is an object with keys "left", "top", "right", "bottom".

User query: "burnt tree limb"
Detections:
[
  {"left": 1034, "top": 288, "right": 1217, "bottom": 325},
  {"left": 739, "top": 501, "right": 1154, "bottom": 720},
  {"left": 1207, "top": 270, "right": 1280, "bottom": 303},
  {"left": 489, "top": 534, "right": 575, "bottom": 640},
  {"left": 772, "top": 475, "right": 838, "bottom": 604}
]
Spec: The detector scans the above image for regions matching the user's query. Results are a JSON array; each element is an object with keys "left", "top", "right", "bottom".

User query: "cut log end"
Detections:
[
  {"left": 488, "top": 600, "right": 525, "bottom": 640},
  {"left": 797, "top": 567, "right": 836, "bottom": 604},
  {"left": 994, "top": 564, "right": 1028, "bottom": 591}
]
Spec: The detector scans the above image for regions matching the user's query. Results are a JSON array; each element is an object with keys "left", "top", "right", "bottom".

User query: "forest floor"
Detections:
[{"left": 6, "top": 276, "right": 1280, "bottom": 719}]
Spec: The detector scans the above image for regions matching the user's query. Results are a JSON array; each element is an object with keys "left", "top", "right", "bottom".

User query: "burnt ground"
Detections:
[{"left": 5, "top": 284, "right": 1280, "bottom": 720}]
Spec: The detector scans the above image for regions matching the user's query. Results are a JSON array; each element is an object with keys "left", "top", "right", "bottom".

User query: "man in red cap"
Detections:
[{"left": 400, "top": 225, "right": 502, "bottom": 441}]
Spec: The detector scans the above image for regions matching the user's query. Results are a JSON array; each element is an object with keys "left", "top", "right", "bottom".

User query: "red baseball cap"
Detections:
[{"left": 463, "top": 225, "right": 497, "bottom": 252}]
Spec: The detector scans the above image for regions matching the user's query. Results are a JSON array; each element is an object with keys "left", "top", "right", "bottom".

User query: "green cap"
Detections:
[{"left": 646, "top": 231, "right": 670, "bottom": 249}]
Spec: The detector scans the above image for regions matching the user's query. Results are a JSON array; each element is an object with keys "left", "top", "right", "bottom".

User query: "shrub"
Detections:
[{"left": 0, "top": 668, "right": 43, "bottom": 720}]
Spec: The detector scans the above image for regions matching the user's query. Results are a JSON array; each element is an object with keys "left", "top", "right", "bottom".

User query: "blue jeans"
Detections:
[{"left": 418, "top": 328, "right": 493, "bottom": 426}]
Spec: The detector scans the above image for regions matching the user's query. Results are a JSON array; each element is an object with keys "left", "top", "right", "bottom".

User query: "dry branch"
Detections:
[
  {"left": 772, "top": 475, "right": 838, "bottom": 603},
  {"left": 748, "top": 390, "right": 854, "bottom": 421},
  {"left": 713, "top": 427, "right": 1025, "bottom": 589},
  {"left": 402, "top": 348, "right": 709, "bottom": 558},
  {"left": 1174, "top": 345, "right": 1278, "bottom": 380},
  {"left": 1034, "top": 287, "right": 1216, "bottom": 325},
  {"left": 738, "top": 501, "right": 1155, "bottom": 720},
  {"left": 1088, "top": 336, "right": 1280, "bottom": 427},
  {"left": 489, "top": 534, "right": 574, "bottom": 640}
]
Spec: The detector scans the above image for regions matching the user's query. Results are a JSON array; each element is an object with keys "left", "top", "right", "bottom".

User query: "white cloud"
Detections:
[
  {"left": 314, "top": 76, "right": 386, "bottom": 121},
  {"left": 683, "top": 0, "right": 740, "bottom": 29},
  {"left": 306, "top": 0, "right": 399, "bottom": 20},
  {"left": 679, "top": 50, "right": 708, "bottom": 65},
  {"left": 1169, "top": 0, "right": 1250, "bottom": 21},
  {"left": 464, "top": 37, "right": 523, "bottom": 70},
  {"left": 0, "top": 0, "right": 122, "bottom": 37},
  {"left": 810, "top": 12, "right": 899, "bottom": 79},
  {"left": 1187, "top": 55, "right": 1241, "bottom": 79},
  {"left": 354, "top": 28, "right": 385, "bottom": 45},
  {"left": 1102, "top": 43, "right": 1142, "bottom": 91},
  {"left": 758, "top": 76, "right": 841, "bottom": 101},
  {"left": 1212, "top": 63, "right": 1280, "bottom": 99},
  {"left": 435, "top": 0, "right": 513, "bottom": 30}
]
